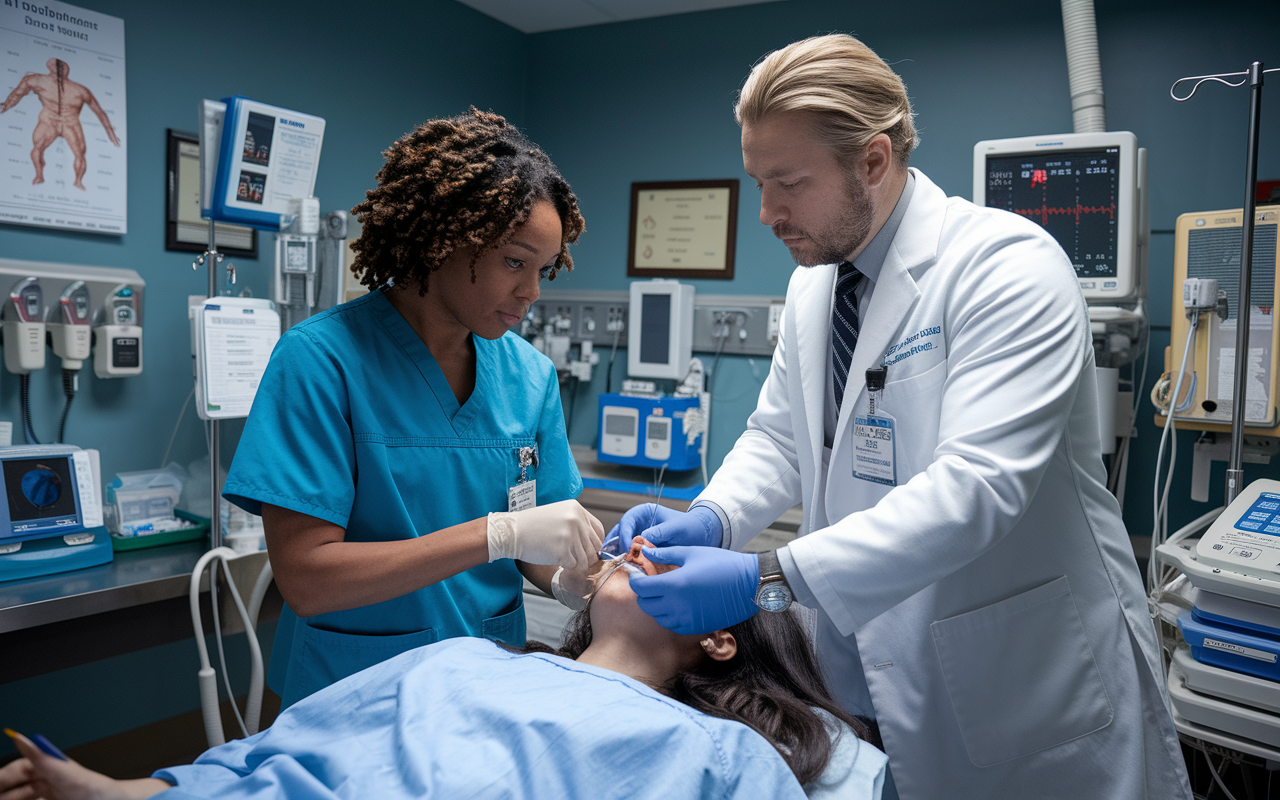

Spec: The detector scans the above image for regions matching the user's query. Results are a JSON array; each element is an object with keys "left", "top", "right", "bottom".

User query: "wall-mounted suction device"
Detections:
[
  {"left": 4, "top": 277, "right": 46, "bottom": 374},
  {"left": 48, "top": 281, "right": 92, "bottom": 442},
  {"left": 50, "top": 280, "right": 92, "bottom": 368},
  {"left": 93, "top": 283, "right": 143, "bottom": 378},
  {"left": 4, "top": 278, "right": 47, "bottom": 444}
]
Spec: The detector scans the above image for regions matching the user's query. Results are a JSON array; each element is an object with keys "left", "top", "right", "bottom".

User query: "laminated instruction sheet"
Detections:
[{"left": 193, "top": 297, "right": 280, "bottom": 420}]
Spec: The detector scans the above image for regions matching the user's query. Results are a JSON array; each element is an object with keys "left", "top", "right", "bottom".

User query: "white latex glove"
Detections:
[
  {"left": 552, "top": 566, "right": 592, "bottom": 611},
  {"left": 487, "top": 499, "right": 604, "bottom": 572}
]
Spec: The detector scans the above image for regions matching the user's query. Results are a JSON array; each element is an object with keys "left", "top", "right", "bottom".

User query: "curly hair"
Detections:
[{"left": 350, "top": 109, "right": 585, "bottom": 293}]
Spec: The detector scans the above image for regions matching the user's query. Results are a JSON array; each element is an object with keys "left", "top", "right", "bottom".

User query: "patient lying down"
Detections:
[{"left": 0, "top": 539, "right": 886, "bottom": 800}]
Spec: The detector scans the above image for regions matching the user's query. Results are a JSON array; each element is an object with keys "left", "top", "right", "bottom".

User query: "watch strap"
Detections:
[{"left": 758, "top": 549, "right": 783, "bottom": 580}]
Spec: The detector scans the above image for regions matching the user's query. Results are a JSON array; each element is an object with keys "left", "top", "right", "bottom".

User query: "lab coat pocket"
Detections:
[
  {"left": 288, "top": 621, "right": 440, "bottom": 706},
  {"left": 930, "top": 576, "right": 1114, "bottom": 767}
]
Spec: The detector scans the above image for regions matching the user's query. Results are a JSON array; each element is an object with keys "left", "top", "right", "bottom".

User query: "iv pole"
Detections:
[
  {"left": 1171, "top": 61, "right": 1279, "bottom": 505},
  {"left": 193, "top": 217, "right": 231, "bottom": 550}
]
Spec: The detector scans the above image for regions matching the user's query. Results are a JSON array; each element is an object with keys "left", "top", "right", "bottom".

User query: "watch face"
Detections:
[{"left": 756, "top": 583, "right": 792, "bottom": 612}]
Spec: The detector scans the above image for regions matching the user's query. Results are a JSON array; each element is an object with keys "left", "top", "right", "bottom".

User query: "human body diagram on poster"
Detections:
[
  {"left": 2, "top": 57, "right": 119, "bottom": 190},
  {"left": 0, "top": 0, "right": 127, "bottom": 234}
]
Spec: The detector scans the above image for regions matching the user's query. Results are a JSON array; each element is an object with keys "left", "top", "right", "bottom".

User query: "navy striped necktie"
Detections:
[{"left": 832, "top": 261, "right": 863, "bottom": 410}]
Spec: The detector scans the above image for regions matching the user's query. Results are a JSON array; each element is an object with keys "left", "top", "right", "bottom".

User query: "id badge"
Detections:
[
  {"left": 852, "top": 413, "right": 896, "bottom": 486},
  {"left": 508, "top": 446, "right": 539, "bottom": 511},
  {"left": 508, "top": 480, "right": 537, "bottom": 512}
]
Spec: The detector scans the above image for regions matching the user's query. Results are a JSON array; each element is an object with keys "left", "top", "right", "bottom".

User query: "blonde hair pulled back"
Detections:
[{"left": 736, "top": 34, "right": 917, "bottom": 168}]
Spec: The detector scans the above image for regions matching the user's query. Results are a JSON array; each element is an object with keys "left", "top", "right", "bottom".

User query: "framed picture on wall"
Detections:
[
  {"left": 628, "top": 180, "right": 738, "bottom": 279},
  {"left": 165, "top": 129, "right": 257, "bottom": 257}
]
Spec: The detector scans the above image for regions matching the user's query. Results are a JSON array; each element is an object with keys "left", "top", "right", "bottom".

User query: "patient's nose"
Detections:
[{"left": 626, "top": 536, "right": 678, "bottom": 576}]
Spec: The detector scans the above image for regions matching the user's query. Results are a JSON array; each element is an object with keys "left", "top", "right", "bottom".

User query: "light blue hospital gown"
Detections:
[
  {"left": 153, "top": 638, "right": 885, "bottom": 800},
  {"left": 223, "top": 289, "right": 581, "bottom": 707}
]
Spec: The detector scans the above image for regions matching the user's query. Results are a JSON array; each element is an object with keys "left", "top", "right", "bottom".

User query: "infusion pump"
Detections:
[{"left": 1196, "top": 480, "right": 1280, "bottom": 582}]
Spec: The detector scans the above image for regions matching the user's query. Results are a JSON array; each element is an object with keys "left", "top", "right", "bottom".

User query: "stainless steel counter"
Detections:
[{"left": 0, "top": 542, "right": 267, "bottom": 634}]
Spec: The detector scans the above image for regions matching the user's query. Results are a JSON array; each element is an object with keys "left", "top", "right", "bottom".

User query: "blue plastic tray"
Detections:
[{"left": 1178, "top": 609, "right": 1280, "bottom": 683}]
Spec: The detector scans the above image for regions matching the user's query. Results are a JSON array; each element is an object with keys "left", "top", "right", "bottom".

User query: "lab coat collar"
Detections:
[
  {"left": 793, "top": 260, "right": 838, "bottom": 524},
  {"left": 789, "top": 168, "right": 947, "bottom": 519},
  {"left": 833, "top": 168, "right": 944, "bottom": 447}
]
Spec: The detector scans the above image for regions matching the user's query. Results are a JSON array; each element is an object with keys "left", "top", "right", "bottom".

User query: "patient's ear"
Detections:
[{"left": 700, "top": 630, "right": 738, "bottom": 661}]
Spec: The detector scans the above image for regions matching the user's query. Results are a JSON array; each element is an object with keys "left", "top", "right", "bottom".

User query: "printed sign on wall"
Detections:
[{"left": 0, "top": 1, "right": 127, "bottom": 234}]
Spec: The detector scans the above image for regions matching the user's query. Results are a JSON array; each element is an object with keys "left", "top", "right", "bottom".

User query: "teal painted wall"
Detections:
[
  {"left": 2, "top": 0, "right": 1279, "bottom": 760},
  {"left": 1, "top": 622, "right": 275, "bottom": 755},
  {"left": 0, "top": 0, "right": 525, "bottom": 760},
  {"left": 0, "top": 0, "right": 527, "bottom": 483},
  {"left": 523, "top": 0, "right": 1280, "bottom": 532}
]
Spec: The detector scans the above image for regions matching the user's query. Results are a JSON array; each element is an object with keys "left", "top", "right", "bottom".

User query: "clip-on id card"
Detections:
[
  {"left": 508, "top": 446, "right": 538, "bottom": 512},
  {"left": 852, "top": 366, "right": 896, "bottom": 486}
]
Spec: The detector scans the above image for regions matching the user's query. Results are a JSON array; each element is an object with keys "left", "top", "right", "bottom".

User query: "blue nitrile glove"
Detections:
[
  {"left": 629, "top": 546, "right": 759, "bottom": 635},
  {"left": 604, "top": 504, "right": 723, "bottom": 557}
]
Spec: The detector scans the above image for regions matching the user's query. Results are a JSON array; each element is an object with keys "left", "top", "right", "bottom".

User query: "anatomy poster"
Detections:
[{"left": 0, "top": 1, "right": 126, "bottom": 234}]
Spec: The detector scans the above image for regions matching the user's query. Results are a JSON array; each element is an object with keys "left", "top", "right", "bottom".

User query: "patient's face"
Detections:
[{"left": 586, "top": 536, "right": 676, "bottom": 637}]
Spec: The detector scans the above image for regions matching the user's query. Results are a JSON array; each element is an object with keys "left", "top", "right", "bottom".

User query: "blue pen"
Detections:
[{"left": 4, "top": 728, "right": 68, "bottom": 761}]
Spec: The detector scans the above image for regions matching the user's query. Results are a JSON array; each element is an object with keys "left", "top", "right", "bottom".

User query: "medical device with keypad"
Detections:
[{"left": 0, "top": 444, "right": 107, "bottom": 582}]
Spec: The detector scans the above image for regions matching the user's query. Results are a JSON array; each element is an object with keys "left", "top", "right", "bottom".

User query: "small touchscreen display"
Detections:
[{"left": 1, "top": 456, "right": 80, "bottom": 535}]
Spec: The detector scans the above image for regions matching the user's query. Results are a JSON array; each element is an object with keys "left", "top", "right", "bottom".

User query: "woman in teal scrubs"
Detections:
[{"left": 223, "top": 109, "right": 604, "bottom": 708}]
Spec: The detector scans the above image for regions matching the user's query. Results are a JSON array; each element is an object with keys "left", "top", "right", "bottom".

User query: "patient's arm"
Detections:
[{"left": 0, "top": 731, "right": 170, "bottom": 800}]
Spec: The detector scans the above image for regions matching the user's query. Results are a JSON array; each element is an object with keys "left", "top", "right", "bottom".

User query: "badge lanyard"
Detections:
[
  {"left": 508, "top": 446, "right": 538, "bottom": 511},
  {"left": 852, "top": 366, "right": 896, "bottom": 486}
]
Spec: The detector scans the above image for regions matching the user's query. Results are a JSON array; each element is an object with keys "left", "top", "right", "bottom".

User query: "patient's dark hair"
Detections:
[
  {"left": 520, "top": 607, "right": 870, "bottom": 786},
  {"left": 350, "top": 108, "right": 585, "bottom": 294}
]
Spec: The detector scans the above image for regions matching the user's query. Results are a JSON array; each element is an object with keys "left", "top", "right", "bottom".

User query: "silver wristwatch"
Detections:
[{"left": 754, "top": 550, "right": 793, "bottom": 612}]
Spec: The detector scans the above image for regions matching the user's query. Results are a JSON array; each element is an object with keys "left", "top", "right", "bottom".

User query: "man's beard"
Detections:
[{"left": 773, "top": 174, "right": 874, "bottom": 267}]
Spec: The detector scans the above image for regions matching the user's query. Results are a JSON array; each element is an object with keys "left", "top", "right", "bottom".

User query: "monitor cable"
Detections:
[
  {"left": 56, "top": 368, "right": 76, "bottom": 443},
  {"left": 19, "top": 374, "right": 38, "bottom": 444},
  {"left": 1149, "top": 311, "right": 1198, "bottom": 593},
  {"left": 605, "top": 327, "right": 621, "bottom": 394}
]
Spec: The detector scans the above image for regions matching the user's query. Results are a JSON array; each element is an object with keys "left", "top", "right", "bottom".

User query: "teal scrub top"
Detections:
[{"left": 224, "top": 289, "right": 581, "bottom": 707}]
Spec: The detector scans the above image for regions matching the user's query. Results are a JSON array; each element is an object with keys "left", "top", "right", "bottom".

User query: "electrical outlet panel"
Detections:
[
  {"left": 767, "top": 302, "right": 784, "bottom": 345},
  {"left": 690, "top": 296, "right": 782, "bottom": 356},
  {"left": 533, "top": 289, "right": 781, "bottom": 355}
]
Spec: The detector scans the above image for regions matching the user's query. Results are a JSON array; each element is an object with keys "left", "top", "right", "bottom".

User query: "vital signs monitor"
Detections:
[{"left": 974, "top": 131, "right": 1142, "bottom": 303}]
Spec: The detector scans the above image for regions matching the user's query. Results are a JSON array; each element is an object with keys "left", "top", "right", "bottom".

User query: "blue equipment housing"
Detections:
[
  {"left": 0, "top": 444, "right": 111, "bottom": 582},
  {"left": 597, "top": 393, "right": 702, "bottom": 471}
]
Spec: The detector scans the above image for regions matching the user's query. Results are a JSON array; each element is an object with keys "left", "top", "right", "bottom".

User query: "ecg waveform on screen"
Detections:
[
  {"left": 984, "top": 147, "right": 1121, "bottom": 279},
  {"left": 1013, "top": 203, "right": 1116, "bottom": 226}
]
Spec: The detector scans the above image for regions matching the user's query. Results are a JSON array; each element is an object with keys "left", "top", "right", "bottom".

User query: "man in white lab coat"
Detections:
[{"left": 618, "top": 34, "right": 1191, "bottom": 799}]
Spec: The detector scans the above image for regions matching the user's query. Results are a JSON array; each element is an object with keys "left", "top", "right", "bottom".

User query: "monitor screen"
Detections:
[
  {"left": 647, "top": 418, "right": 669, "bottom": 441},
  {"left": 973, "top": 131, "right": 1140, "bottom": 302},
  {"left": 605, "top": 414, "right": 636, "bottom": 437},
  {"left": 0, "top": 455, "right": 82, "bottom": 537},
  {"left": 983, "top": 147, "right": 1119, "bottom": 279},
  {"left": 639, "top": 294, "right": 672, "bottom": 365}
]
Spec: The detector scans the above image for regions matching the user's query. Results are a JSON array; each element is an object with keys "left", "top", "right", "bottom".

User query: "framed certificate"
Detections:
[
  {"left": 165, "top": 129, "right": 257, "bottom": 257},
  {"left": 628, "top": 180, "right": 738, "bottom": 279}
]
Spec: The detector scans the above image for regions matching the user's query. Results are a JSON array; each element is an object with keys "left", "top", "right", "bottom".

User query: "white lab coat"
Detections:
[{"left": 699, "top": 170, "right": 1189, "bottom": 799}]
